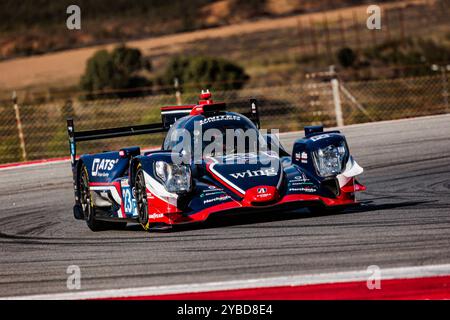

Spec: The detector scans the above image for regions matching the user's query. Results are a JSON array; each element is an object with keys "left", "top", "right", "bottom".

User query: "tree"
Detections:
[
  {"left": 157, "top": 56, "right": 249, "bottom": 91},
  {"left": 362, "top": 38, "right": 450, "bottom": 76},
  {"left": 337, "top": 47, "right": 357, "bottom": 68},
  {"left": 80, "top": 45, "right": 151, "bottom": 98}
]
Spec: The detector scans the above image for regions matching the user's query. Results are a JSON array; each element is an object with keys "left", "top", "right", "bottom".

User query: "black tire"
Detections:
[
  {"left": 79, "top": 164, "right": 127, "bottom": 231},
  {"left": 79, "top": 164, "right": 102, "bottom": 231},
  {"left": 135, "top": 167, "right": 149, "bottom": 230}
]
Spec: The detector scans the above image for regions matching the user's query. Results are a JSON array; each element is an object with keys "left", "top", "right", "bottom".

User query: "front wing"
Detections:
[{"left": 143, "top": 177, "right": 366, "bottom": 226}]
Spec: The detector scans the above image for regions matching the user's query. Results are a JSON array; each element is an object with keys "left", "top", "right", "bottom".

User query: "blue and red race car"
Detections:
[{"left": 67, "top": 90, "right": 365, "bottom": 231}]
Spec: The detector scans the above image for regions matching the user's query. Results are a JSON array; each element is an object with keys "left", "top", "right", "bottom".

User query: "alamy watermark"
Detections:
[
  {"left": 66, "top": 265, "right": 81, "bottom": 290},
  {"left": 66, "top": 4, "right": 382, "bottom": 32},
  {"left": 366, "top": 5, "right": 381, "bottom": 30},
  {"left": 366, "top": 265, "right": 381, "bottom": 290},
  {"left": 168, "top": 122, "right": 281, "bottom": 169},
  {"left": 66, "top": 5, "right": 81, "bottom": 30}
]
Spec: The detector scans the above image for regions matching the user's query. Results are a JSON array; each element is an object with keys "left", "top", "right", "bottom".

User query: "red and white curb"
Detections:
[
  {"left": 0, "top": 157, "right": 71, "bottom": 170},
  {"left": 4, "top": 264, "right": 450, "bottom": 300}
]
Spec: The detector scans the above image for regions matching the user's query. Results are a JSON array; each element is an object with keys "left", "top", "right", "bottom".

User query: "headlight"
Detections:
[
  {"left": 155, "top": 161, "right": 192, "bottom": 193},
  {"left": 312, "top": 142, "right": 347, "bottom": 177}
]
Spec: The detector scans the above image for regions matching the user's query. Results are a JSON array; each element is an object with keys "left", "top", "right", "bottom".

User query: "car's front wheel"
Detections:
[{"left": 134, "top": 166, "right": 149, "bottom": 230}]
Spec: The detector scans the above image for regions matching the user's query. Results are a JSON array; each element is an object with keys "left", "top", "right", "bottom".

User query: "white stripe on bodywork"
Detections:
[
  {"left": 208, "top": 163, "right": 246, "bottom": 195},
  {"left": 208, "top": 153, "right": 283, "bottom": 195},
  {"left": 143, "top": 171, "right": 178, "bottom": 207}
]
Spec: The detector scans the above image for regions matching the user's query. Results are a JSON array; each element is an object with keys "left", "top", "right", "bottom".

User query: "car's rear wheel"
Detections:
[
  {"left": 135, "top": 167, "right": 149, "bottom": 230},
  {"left": 79, "top": 164, "right": 127, "bottom": 231},
  {"left": 79, "top": 164, "right": 103, "bottom": 231}
]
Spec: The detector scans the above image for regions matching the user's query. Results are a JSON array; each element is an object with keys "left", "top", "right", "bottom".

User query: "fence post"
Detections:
[
  {"left": 12, "top": 91, "right": 27, "bottom": 161},
  {"left": 442, "top": 68, "right": 449, "bottom": 113},
  {"left": 330, "top": 73, "right": 344, "bottom": 127},
  {"left": 174, "top": 78, "right": 182, "bottom": 105}
]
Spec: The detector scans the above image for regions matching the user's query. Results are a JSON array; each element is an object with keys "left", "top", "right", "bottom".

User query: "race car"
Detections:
[{"left": 66, "top": 90, "right": 365, "bottom": 231}]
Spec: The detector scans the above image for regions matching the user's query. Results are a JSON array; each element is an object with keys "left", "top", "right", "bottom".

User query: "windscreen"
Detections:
[{"left": 163, "top": 113, "right": 266, "bottom": 159}]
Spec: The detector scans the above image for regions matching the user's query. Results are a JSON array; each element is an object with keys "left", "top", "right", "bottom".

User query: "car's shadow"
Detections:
[{"left": 124, "top": 200, "right": 433, "bottom": 233}]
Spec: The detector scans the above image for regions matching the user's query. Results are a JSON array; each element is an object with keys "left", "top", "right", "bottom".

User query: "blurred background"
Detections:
[{"left": 0, "top": 0, "right": 449, "bottom": 164}]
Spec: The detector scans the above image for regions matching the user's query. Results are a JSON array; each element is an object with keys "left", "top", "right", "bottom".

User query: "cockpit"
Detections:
[{"left": 163, "top": 112, "right": 265, "bottom": 159}]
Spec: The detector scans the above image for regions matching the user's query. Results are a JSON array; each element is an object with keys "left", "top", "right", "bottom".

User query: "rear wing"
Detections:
[
  {"left": 160, "top": 99, "right": 261, "bottom": 129},
  {"left": 66, "top": 97, "right": 260, "bottom": 166},
  {"left": 160, "top": 105, "right": 195, "bottom": 128},
  {"left": 66, "top": 119, "right": 167, "bottom": 167}
]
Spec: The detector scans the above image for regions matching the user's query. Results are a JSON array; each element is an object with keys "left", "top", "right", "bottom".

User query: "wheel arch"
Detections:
[{"left": 129, "top": 157, "right": 143, "bottom": 187}]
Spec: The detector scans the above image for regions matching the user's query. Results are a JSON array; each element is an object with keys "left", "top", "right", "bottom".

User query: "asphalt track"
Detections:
[{"left": 0, "top": 115, "right": 449, "bottom": 298}]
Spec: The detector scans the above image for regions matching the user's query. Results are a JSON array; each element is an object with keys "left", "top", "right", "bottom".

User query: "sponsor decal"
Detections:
[
  {"left": 203, "top": 195, "right": 230, "bottom": 204},
  {"left": 222, "top": 153, "right": 258, "bottom": 164},
  {"left": 122, "top": 186, "right": 137, "bottom": 216},
  {"left": 199, "top": 115, "right": 240, "bottom": 126},
  {"left": 257, "top": 187, "right": 267, "bottom": 194},
  {"left": 295, "top": 152, "right": 308, "bottom": 163},
  {"left": 289, "top": 187, "right": 317, "bottom": 193},
  {"left": 200, "top": 186, "right": 225, "bottom": 197},
  {"left": 310, "top": 134, "right": 331, "bottom": 141},
  {"left": 301, "top": 152, "right": 308, "bottom": 163},
  {"left": 256, "top": 193, "right": 272, "bottom": 199},
  {"left": 290, "top": 181, "right": 314, "bottom": 187},
  {"left": 229, "top": 167, "right": 278, "bottom": 179},
  {"left": 149, "top": 213, "right": 164, "bottom": 219},
  {"left": 92, "top": 158, "right": 119, "bottom": 177},
  {"left": 200, "top": 191, "right": 224, "bottom": 198},
  {"left": 293, "top": 173, "right": 311, "bottom": 183}
]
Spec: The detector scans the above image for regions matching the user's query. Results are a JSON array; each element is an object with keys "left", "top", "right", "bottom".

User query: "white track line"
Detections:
[{"left": 4, "top": 263, "right": 450, "bottom": 300}]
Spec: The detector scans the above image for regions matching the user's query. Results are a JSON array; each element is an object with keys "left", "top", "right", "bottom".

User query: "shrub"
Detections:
[
  {"left": 157, "top": 56, "right": 249, "bottom": 91},
  {"left": 363, "top": 38, "right": 450, "bottom": 76},
  {"left": 80, "top": 45, "right": 151, "bottom": 99},
  {"left": 337, "top": 47, "right": 357, "bottom": 68}
]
